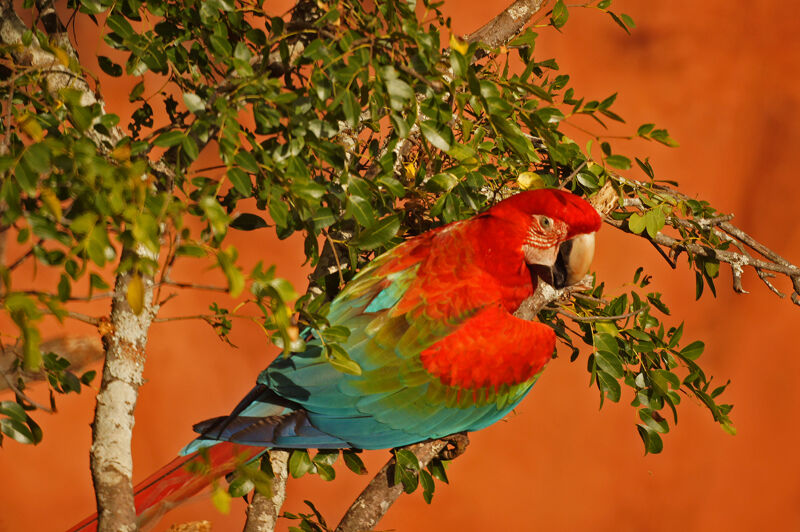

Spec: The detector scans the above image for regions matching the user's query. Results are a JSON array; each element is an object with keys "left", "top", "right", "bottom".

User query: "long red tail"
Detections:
[{"left": 67, "top": 442, "right": 264, "bottom": 531}]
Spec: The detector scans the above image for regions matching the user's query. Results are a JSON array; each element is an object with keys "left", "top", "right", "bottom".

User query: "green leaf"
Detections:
[
  {"left": 637, "top": 424, "right": 663, "bottom": 454},
  {"left": 426, "top": 173, "right": 458, "bottom": 193},
  {"left": 386, "top": 78, "right": 414, "bottom": 106},
  {"left": 427, "top": 459, "right": 448, "bottom": 484},
  {"left": 217, "top": 247, "right": 244, "bottom": 297},
  {"left": 230, "top": 213, "right": 267, "bottom": 231},
  {"left": 637, "top": 123, "right": 655, "bottom": 136},
  {"left": 0, "top": 417, "right": 35, "bottom": 445},
  {"left": 341, "top": 91, "right": 359, "bottom": 128},
  {"left": 595, "top": 350, "right": 624, "bottom": 379},
  {"left": 90, "top": 273, "right": 110, "bottom": 291},
  {"left": 183, "top": 92, "right": 205, "bottom": 113},
  {"left": 597, "top": 370, "right": 621, "bottom": 402},
  {"left": 289, "top": 449, "right": 314, "bottom": 478},
  {"left": 312, "top": 207, "right": 335, "bottom": 230},
  {"left": 609, "top": 11, "right": 632, "bottom": 35},
  {"left": 343, "top": 450, "right": 367, "bottom": 475},
  {"left": 321, "top": 325, "right": 351, "bottom": 343},
  {"left": 228, "top": 476, "right": 255, "bottom": 498},
  {"left": 326, "top": 344, "right": 362, "bottom": 376},
  {"left": 347, "top": 195, "right": 376, "bottom": 228},
  {"left": 199, "top": 196, "right": 230, "bottom": 237},
  {"left": 177, "top": 244, "right": 207, "bottom": 258},
  {"left": 605, "top": 154, "right": 631, "bottom": 170},
  {"left": 551, "top": 0, "right": 569, "bottom": 29},
  {"left": 393, "top": 449, "right": 420, "bottom": 493},
  {"left": 680, "top": 340, "right": 705, "bottom": 361},
  {"left": 181, "top": 136, "right": 199, "bottom": 161},
  {"left": 644, "top": 208, "right": 666, "bottom": 238},
  {"left": 80, "top": 370, "right": 97, "bottom": 385},
  {"left": 420, "top": 469, "right": 435, "bottom": 504},
  {"left": 627, "top": 213, "right": 645, "bottom": 234},
  {"left": 420, "top": 121, "right": 453, "bottom": 152},
  {"left": 639, "top": 409, "right": 670, "bottom": 434},
  {"left": 153, "top": 130, "right": 184, "bottom": 147},
  {"left": 351, "top": 215, "right": 401, "bottom": 250},
  {"left": 97, "top": 56, "right": 122, "bottom": 77},
  {"left": 106, "top": 14, "right": 134, "bottom": 39},
  {"left": 0, "top": 401, "right": 27, "bottom": 422},
  {"left": 211, "top": 485, "right": 231, "bottom": 514},
  {"left": 129, "top": 81, "right": 145, "bottom": 101}
]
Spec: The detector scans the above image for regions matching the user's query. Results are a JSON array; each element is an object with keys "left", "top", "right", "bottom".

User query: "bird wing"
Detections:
[{"left": 255, "top": 223, "right": 556, "bottom": 449}]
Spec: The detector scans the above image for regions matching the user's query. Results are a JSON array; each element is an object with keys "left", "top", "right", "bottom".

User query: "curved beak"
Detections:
[{"left": 526, "top": 232, "right": 596, "bottom": 289}]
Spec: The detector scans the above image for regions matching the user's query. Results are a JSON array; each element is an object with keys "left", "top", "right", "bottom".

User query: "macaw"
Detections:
[{"left": 69, "top": 188, "right": 601, "bottom": 531}]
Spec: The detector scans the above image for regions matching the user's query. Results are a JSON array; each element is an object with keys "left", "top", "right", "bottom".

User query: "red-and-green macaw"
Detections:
[{"left": 69, "top": 188, "right": 601, "bottom": 531}]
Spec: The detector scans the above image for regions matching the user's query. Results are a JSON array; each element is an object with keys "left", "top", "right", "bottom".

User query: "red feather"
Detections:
[{"left": 66, "top": 442, "right": 262, "bottom": 532}]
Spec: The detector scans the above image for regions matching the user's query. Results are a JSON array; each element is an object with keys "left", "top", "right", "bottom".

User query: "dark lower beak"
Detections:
[
  {"left": 527, "top": 250, "right": 569, "bottom": 289},
  {"left": 528, "top": 233, "right": 595, "bottom": 289}
]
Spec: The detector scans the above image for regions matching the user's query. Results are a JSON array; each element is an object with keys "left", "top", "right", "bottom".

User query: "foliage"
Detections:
[{"left": 0, "top": 0, "right": 747, "bottom": 516}]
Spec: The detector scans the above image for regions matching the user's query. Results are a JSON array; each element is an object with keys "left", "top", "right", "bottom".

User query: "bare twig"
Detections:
[
  {"left": 618, "top": 178, "right": 800, "bottom": 305},
  {"left": 159, "top": 280, "right": 229, "bottom": 293},
  {"left": 42, "top": 308, "right": 101, "bottom": 326},
  {"left": 553, "top": 305, "right": 645, "bottom": 323},
  {"left": 0, "top": 368, "right": 54, "bottom": 412}
]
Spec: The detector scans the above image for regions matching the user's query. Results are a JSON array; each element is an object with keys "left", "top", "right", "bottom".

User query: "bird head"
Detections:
[{"left": 487, "top": 189, "right": 602, "bottom": 289}]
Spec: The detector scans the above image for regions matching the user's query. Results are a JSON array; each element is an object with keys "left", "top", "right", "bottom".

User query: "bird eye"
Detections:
[{"left": 540, "top": 216, "right": 553, "bottom": 229}]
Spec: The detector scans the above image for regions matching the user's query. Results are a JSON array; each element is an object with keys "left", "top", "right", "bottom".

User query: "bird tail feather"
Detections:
[{"left": 65, "top": 441, "right": 264, "bottom": 532}]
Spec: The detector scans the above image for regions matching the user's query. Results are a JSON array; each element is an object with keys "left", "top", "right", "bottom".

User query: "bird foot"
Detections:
[{"left": 438, "top": 432, "right": 470, "bottom": 461}]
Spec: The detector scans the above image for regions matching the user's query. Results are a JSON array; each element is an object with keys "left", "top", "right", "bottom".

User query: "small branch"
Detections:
[
  {"left": 321, "top": 229, "right": 345, "bottom": 289},
  {"left": 152, "top": 314, "right": 215, "bottom": 323},
  {"left": 19, "top": 289, "right": 114, "bottom": 302},
  {"left": 606, "top": 216, "right": 800, "bottom": 305},
  {"left": 49, "top": 308, "right": 101, "bottom": 326},
  {"left": 553, "top": 306, "right": 645, "bottom": 323},
  {"left": 159, "top": 280, "right": 229, "bottom": 292},
  {"left": 0, "top": 367, "right": 54, "bottom": 412},
  {"left": 243, "top": 450, "right": 290, "bottom": 532},
  {"left": 617, "top": 178, "right": 800, "bottom": 304},
  {"left": 6, "top": 242, "right": 41, "bottom": 271},
  {"left": 397, "top": 63, "right": 445, "bottom": 92}
]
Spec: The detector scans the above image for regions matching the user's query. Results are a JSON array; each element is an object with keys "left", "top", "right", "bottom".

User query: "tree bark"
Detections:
[
  {"left": 90, "top": 255, "right": 157, "bottom": 532},
  {"left": 243, "top": 450, "right": 291, "bottom": 532},
  {"left": 465, "top": 0, "right": 548, "bottom": 46},
  {"left": 335, "top": 440, "right": 448, "bottom": 532}
]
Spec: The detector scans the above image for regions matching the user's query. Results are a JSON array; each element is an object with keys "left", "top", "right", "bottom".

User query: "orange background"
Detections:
[{"left": 2, "top": 1, "right": 800, "bottom": 531}]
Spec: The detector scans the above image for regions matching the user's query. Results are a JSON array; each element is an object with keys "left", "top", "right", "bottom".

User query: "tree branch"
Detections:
[
  {"left": 465, "top": 0, "right": 548, "bottom": 46},
  {"left": 90, "top": 252, "right": 158, "bottom": 532},
  {"left": 605, "top": 216, "right": 800, "bottom": 305},
  {"left": 335, "top": 440, "right": 449, "bottom": 532},
  {"left": 615, "top": 178, "right": 800, "bottom": 305},
  {"left": 243, "top": 450, "right": 290, "bottom": 532}
]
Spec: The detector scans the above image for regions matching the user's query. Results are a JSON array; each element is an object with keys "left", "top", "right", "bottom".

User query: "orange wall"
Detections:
[{"left": 2, "top": 1, "right": 800, "bottom": 531}]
